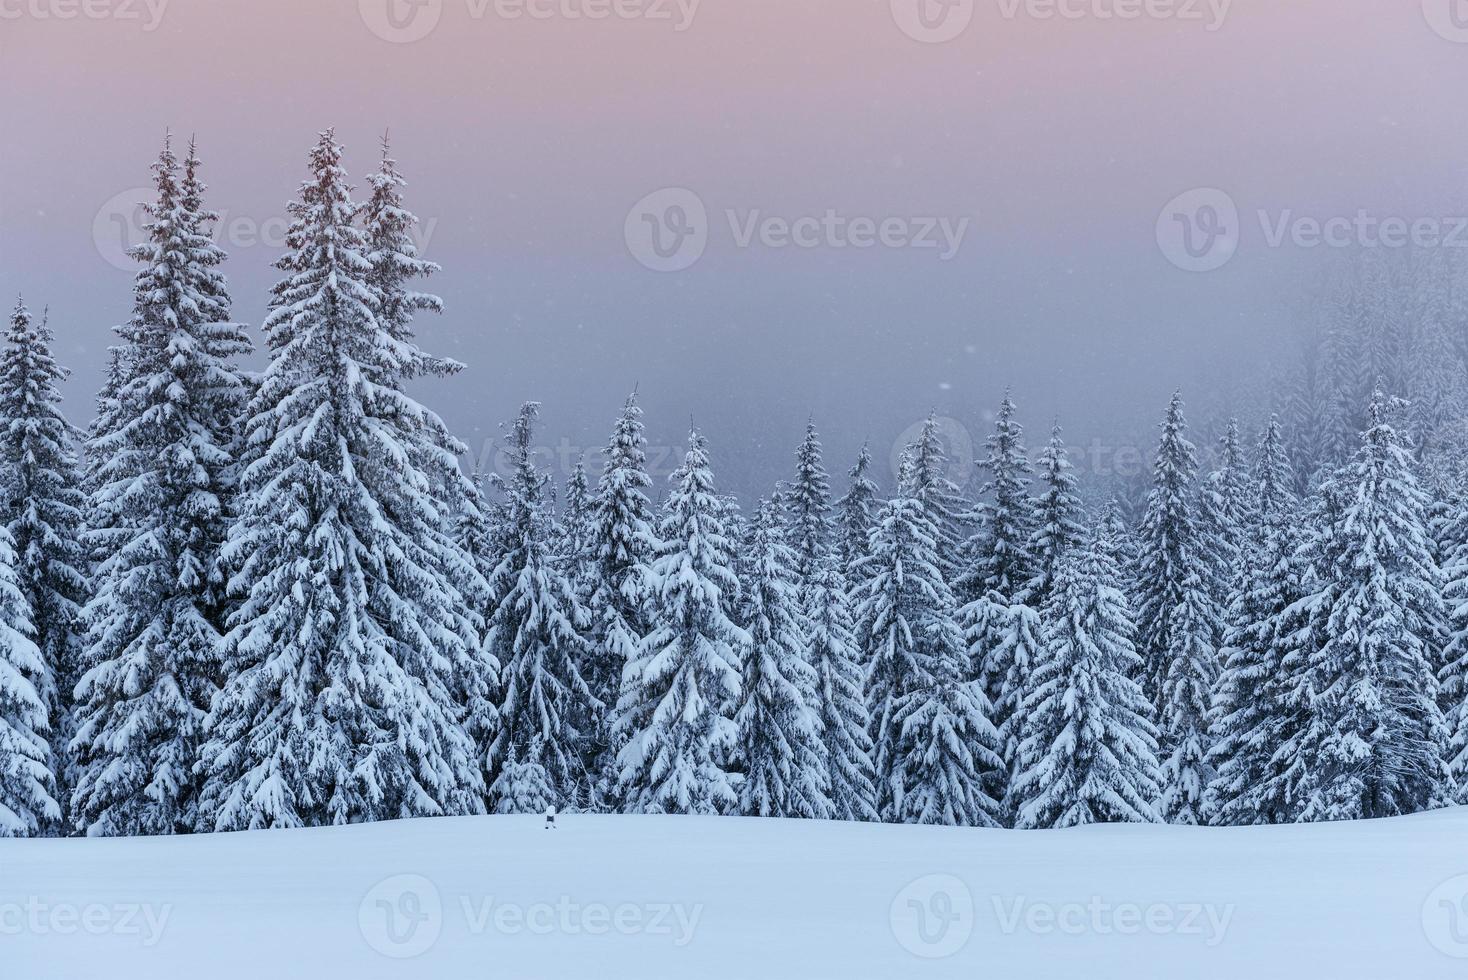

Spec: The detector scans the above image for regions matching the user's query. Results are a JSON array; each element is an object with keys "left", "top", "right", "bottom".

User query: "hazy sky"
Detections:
[{"left": 4, "top": 0, "right": 1468, "bottom": 501}]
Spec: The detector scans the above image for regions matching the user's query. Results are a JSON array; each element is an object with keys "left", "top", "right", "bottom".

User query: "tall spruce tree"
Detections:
[
  {"left": 1026, "top": 421, "right": 1084, "bottom": 607},
  {"left": 785, "top": 423, "right": 878, "bottom": 820},
  {"left": 975, "top": 596, "right": 1043, "bottom": 824},
  {"left": 900, "top": 414, "right": 971, "bottom": 580},
  {"left": 585, "top": 393, "right": 661, "bottom": 807},
  {"left": 72, "top": 136, "right": 251, "bottom": 836},
  {"left": 835, "top": 442, "right": 880, "bottom": 574},
  {"left": 197, "top": 131, "right": 483, "bottom": 830},
  {"left": 0, "top": 523, "right": 58, "bottom": 837},
  {"left": 1205, "top": 415, "right": 1302, "bottom": 825},
  {"left": 1136, "top": 391, "right": 1212, "bottom": 701},
  {"left": 1154, "top": 560, "right": 1222, "bottom": 825},
  {"left": 361, "top": 137, "right": 491, "bottom": 762},
  {"left": 786, "top": 421, "right": 833, "bottom": 591},
  {"left": 1439, "top": 482, "right": 1468, "bottom": 804},
  {"left": 1012, "top": 524, "right": 1162, "bottom": 829},
  {"left": 1134, "top": 392, "right": 1220, "bottom": 824},
  {"left": 1282, "top": 391, "right": 1450, "bottom": 822},
  {"left": 806, "top": 547, "right": 878, "bottom": 821},
  {"left": 955, "top": 398, "right": 1041, "bottom": 801},
  {"left": 856, "top": 494, "right": 1000, "bottom": 826},
  {"left": 735, "top": 495, "right": 832, "bottom": 819},
  {"left": 0, "top": 300, "right": 86, "bottom": 833},
  {"left": 559, "top": 455, "right": 598, "bottom": 600},
  {"left": 1201, "top": 419, "right": 1255, "bottom": 566},
  {"left": 484, "top": 403, "right": 597, "bottom": 810},
  {"left": 613, "top": 428, "right": 744, "bottom": 814},
  {"left": 957, "top": 392, "right": 1036, "bottom": 606},
  {"left": 363, "top": 134, "right": 445, "bottom": 356}
]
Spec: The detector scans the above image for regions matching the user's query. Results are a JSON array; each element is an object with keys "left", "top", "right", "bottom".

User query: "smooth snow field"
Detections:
[{"left": 6, "top": 808, "right": 1468, "bottom": 979}]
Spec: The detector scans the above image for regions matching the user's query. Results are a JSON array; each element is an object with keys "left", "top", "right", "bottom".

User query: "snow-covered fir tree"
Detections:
[
  {"left": 361, "top": 137, "right": 492, "bottom": 763},
  {"left": 734, "top": 495, "right": 832, "bottom": 819},
  {"left": 0, "top": 524, "right": 58, "bottom": 837},
  {"left": 0, "top": 299, "right": 86, "bottom": 834},
  {"left": 1282, "top": 390, "right": 1450, "bottom": 822},
  {"left": 975, "top": 596, "right": 1043, "bottom": 824},
  {"left": 1135, "top": 391, "right": 1216, "bottom": 705},
  {"left": 900, "top": 414, "right": 972, "bottom": 580},
  {"left": 452, "top": 464, "right": 505, "bottom": 781},
  {"left": 197, "top": 131, "right": 483, "bottom": 830},
  {"left": 1101, "top": 498, "right": 1140, "bottom": 601},
  {"left": 493, "top": 737, "right": 555, "bottom": 816},
  {"left": 362, "top": 134, "right": 445, "bottom": 356},
  {"left": 1025, "top": 421, "right": 1084, "bottom": 607},
  {"left": 956, "top": 411, "right": 1073, "bottom": 812},
  {"left": 806, "top": 546, "right": 878, "bottom": 821},
  {"left": 956, "top": 392, "right": 1036, "bottom": 606},
  {"left": 1253, "top": 415, "right": 1296, "bottom": 526},
  {"left": 558, "top": 455, "right": 598, "bottom": 600},
  {"left": 856, "top": 494, "right": 1001, "bottom": 826},
  {"left": 1133, "top": 393, "right": 1221, "bottom": 824},
  {"left": 613, "top": 428, "right": 745, "bottom": 815},
  {"left": 1154, "top": 563, "right": 1221, "bottom": 825},
  {"left": 584, "top": 392, "right": 662, "bottom": 807},
  {"left": 783, "top": 423, "right": 878, "bottom": 820},
  {"left": 484, "top": 403, "right": 596, "bottom": 810},
  {"left": 72, "top": 136, "right": 251, "bottom": 836},
  {"left": 1205, "top": 425, "right": 1304, "bottom": 825},
  {"left": 1197, "top": 419, "right": 1253, "bottom": 624},
  {"left": 954, "top": 398, "right": 1042, "bottom": 803},
  {"left": 1012, "top": 524, "right": 1162, "bottom": 829},
  {"left": 835, "top": 442, "right": 881, "bottom": 574},
  {"left": 786, "top": 421, "right": 834, "bottom": 591},
  {"left": 1439, "top": 478, "right": 1468, "bottom": 803}
]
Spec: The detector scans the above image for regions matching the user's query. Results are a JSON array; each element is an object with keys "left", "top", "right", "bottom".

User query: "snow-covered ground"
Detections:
[{"left": 5, "top": 808, "right": 1468, "bottom": 979}]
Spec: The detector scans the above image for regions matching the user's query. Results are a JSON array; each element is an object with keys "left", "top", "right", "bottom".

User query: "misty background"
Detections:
[{"left": 3, "top": 0, "right": 1468, "bottom": 503}]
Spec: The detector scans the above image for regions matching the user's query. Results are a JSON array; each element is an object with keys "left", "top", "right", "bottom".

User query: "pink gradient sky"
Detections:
[{"left": 4, "top": 0, "right": 1468, "bottom": 495}]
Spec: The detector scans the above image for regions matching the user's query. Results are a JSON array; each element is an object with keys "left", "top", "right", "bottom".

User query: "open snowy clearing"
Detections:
[{"left": 5, "top": 808, "right": 1468, "bottom": 979}]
